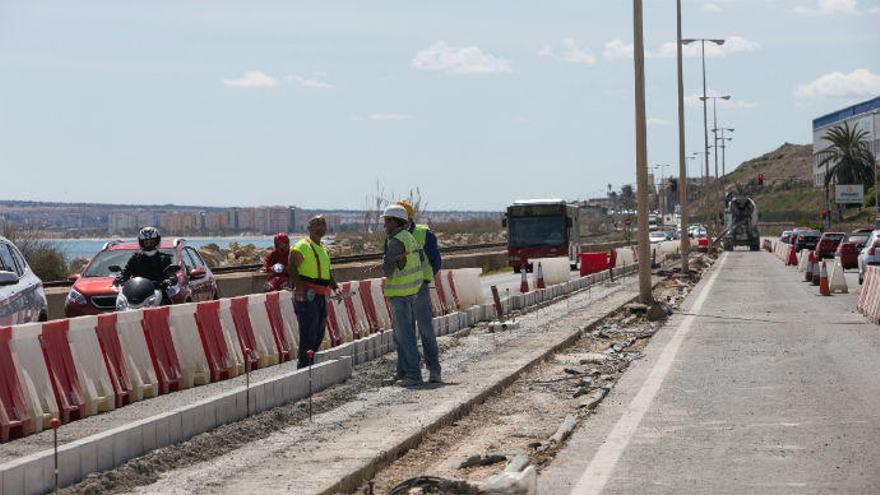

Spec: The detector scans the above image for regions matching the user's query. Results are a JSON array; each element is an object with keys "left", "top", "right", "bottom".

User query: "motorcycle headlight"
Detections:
[
  {"left": 115, "top": 293, "right": 129, "bottom": 311},
  {"left": 166, "top": 284, "right": 180, "bottom": 298},
  {"left": 66, "top": 289, "right": 87, "bottom": 306}
]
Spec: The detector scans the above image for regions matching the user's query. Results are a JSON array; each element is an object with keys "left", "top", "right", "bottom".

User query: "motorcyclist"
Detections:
[
  {"left": 263, "top": 233, "right": 290, "bottom": 273},
  {"left": 121, "top": 226, "right": 174, "bottom": 286}
]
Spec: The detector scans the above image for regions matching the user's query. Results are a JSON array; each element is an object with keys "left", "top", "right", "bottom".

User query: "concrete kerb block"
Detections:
[{"left": 23, "top": 452, "right": 52, "bottom": 495}]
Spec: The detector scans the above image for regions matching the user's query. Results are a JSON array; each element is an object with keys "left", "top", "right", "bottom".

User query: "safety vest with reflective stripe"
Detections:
[
  {"left": 292, "top": 238, "right": 332, "bottom": 293},
  {"left": 384, "top": 230, "right": 423, "bottom": 298},
  {"left": 412, "top": 224, "right": 434, "bottom": 282}
]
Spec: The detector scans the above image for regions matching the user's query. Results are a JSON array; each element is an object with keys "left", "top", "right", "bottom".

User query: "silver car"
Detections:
[
  {"left": 857, "top": 229, "right": 880, "bottom": 285},
  {"left": 0, "top": 235, "right": 49, "bottom": 325}
]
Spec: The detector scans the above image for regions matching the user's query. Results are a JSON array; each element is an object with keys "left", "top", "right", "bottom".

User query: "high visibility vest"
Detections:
[
  {"left": 384, "top": 230, "right": 423, "bottom": 298},
  {"left": 412, "top": 224, "right": 434, "bottom": 282},
  {"left": 292, "top": 238, "right": 331, "bottom": 294}
]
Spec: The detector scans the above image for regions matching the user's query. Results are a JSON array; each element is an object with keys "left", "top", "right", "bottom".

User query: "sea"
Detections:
[{"left": 45, "top": 237, "right": 278, "bottom": 262}]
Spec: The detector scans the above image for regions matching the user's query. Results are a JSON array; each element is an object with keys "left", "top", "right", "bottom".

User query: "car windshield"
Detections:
[
  {"left": 508, "top": 216, "right": 566, "bottom": 248},
  {"left": 82, "top": 249, "right": 177, "bottom": 277},
  {"left": 848, "top": 233, "right": 870, "bottom": 244},
  {"left": 823, "top": 234, "right": 844, "bottom": 241}
]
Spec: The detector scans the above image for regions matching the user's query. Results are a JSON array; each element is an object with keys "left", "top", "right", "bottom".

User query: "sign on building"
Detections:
[{"left": 835, "top": 184, "right": 864, "bottom": 204}]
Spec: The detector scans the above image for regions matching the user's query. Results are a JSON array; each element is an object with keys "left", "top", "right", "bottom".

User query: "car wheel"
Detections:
[
  {"left": 38, "top": 311, "right": 48, "bottom": 322},
  {"left": 859, "top": 274, "right": 864, "bottom": 285}
]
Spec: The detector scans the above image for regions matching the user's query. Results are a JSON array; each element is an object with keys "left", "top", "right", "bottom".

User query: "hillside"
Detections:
[{"left": 726, "top": 142, "right": 812, "bottom": 187}]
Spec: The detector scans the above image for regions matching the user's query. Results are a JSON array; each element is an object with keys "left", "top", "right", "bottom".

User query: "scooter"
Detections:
[
  {"left": 264, "top": 263, "right": 291, "bottom": 292},
  {"left": 109, "top": 264, "right": 181, "bottom": 311}
]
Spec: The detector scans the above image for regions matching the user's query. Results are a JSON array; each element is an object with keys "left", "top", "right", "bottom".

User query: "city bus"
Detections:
[{"left": 502, "top": 199, "right": 607, "bottom": 272}]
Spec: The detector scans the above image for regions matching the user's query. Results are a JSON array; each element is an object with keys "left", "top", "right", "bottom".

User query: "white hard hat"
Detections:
[{"left": 381, "top": 204, "right": 409, "bottom": 221}]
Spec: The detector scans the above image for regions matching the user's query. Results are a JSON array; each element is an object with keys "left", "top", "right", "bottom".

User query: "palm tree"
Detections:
[{"left": 816, "top": 122, "right": 877, "bottom": 223}]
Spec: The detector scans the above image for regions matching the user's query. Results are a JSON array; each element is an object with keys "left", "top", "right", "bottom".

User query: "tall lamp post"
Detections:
[
  {"left": 700, "top": 95, "right": 731, "bottom": 179},
  {"left": 717, "top": 128, "right": 734, "bottom": 178},
  {"left": 682, "top": 37, "right": 725, "bottom": 228}
]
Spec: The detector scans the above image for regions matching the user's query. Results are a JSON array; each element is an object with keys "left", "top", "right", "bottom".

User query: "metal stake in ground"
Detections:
[
  {"left": 244, "top": 347, "right": 252, "bottom": 417},
  {"left": 307, "top": 350, "right": 315, "bottom": 422},
  {"left": 51, "top": 417, "right": 60, "bottom": 493},
  {"left": 505, "top": 288, "right": 511, "bottom": 328}
]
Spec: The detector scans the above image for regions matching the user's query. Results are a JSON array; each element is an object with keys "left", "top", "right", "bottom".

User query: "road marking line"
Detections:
[{"left": 569, "top": 253, "right": 727, "bottom": 495}]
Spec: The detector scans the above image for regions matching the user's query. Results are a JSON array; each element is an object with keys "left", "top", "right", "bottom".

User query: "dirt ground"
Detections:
[{"left": 357, "top": 256, "right": 714, "bottom": 495}]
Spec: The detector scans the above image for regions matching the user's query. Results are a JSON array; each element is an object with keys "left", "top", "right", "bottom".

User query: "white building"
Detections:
[{"left": 812, "top": 96, "right": 880, "bottom": 187}]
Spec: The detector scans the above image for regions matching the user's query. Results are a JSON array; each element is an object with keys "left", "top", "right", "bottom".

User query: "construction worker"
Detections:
[
  {"left": 381, "top": 204, "right": 425, "bottom": 387},
  {"left": 396, "top": 200, "right": 442, "bottom": 383},
  {"left": 289, "top": 216, "right": 338, "bottom": 368}
]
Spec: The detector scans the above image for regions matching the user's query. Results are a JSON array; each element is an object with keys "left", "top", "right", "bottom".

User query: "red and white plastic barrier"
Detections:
[
  {"left": 67, "top": 316, "right": 116, "bottom": 416},
  {"left": 857, "top": 266, "right": 880, "bottom": 324}
]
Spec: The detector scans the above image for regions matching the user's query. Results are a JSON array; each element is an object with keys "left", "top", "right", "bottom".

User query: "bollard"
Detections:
[
  {"left": 244, "top": 347, "right": 252, "bottom": 417},
  {"left": 306, "top": 350, "right": 315, "bottom": 422},
  {"left": 51, "top": 417, "right": 60, "bottom": 493}
]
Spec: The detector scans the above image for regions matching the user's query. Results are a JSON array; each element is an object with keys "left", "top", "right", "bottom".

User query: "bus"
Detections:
[{"left": 503, "top": 199, "right": 607, "bottom": 272}]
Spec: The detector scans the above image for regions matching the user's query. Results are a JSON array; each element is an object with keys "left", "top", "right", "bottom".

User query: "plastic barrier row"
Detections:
[
  {"left": 0, "top": 269, "right": 484, "bottom": 443},
  {"left": 857, "top": 266, "right": 880, "bottom": 323}
]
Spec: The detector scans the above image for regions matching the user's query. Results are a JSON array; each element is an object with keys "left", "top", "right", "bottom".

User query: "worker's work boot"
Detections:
[{"left": 429, "top": 370, "right": 442, "bottom": 384}]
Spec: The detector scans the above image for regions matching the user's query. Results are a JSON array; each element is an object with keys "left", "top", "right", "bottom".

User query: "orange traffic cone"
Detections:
[
  {"left": 787, "top": 245, "right": 798, "bottom": 266},
  {"left": 519, "top": 266, "right": 530, "bottom": 293},
  {"left": 819, "top": 261, "right": 831, "bottom": 296},
  {"left": 536, "top": 262, "right": 546, "bottom": 289},
  {"left": 805, "top": 252, "right": 814, "bottom": 282}
]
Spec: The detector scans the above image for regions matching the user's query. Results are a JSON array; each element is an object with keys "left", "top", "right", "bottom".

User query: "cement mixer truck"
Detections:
[{"left": 721, "top": 195, "right": 760, "bottom": 251}]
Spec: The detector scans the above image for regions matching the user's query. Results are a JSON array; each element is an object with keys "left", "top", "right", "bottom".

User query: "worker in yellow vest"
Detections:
[
  {"left": 289, "top": 216, "right": 338, "bottom": 368},
  {"left": 381, "top": 204, "right": 425, "bottom": 387},
  {"left": 396, "top": 200, "right": 442, "bottom": 383}
]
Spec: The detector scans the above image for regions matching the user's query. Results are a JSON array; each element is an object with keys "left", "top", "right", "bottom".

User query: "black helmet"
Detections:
[{"left": 138, "top": 226, "right": 161, "bottom": 251}]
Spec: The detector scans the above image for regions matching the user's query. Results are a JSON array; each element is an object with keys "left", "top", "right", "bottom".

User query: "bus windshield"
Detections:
[{"left": 508, "top": 204, "right": 566, "bottom": 247}]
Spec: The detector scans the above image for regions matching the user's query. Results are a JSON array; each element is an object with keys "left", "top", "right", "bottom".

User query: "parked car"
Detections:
[
  {"left": 64, "top": 239, "right": 219, "bottom": 317},
  {"left": 780, "top": 231, "right": 792, "bottom": 244},
  {"left": 836, "top": 228, "right": 873, "bottom": 270},
  {"left": 857, "top": 230, "right": 880, "bottom": 284},
  {"left": 815, "top": 232, "right": 846, "bottom": 259},
  {"left": 0, "top": 235, "right": 49, "bottom": 325},
  {"left": 649, "top": 231, "right": 667, "bottom": 244},
  {"left": 793, "top": 230, "right": 821, "bottom": 252}
]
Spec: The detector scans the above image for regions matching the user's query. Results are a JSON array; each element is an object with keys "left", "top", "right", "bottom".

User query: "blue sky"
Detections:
[{"left": 1, "top": 0, "right": 878, "bottom": 210}]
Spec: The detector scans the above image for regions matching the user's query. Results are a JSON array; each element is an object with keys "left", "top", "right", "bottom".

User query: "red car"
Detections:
[
  {"left": 836, "top": 228, "right": 873, "bottom": 269},
  {"left": 815, "top": 232, "right": 846, "bottom": 259},
  {"left": 64, "top": 239, "right": 219, "bottom": 317}
]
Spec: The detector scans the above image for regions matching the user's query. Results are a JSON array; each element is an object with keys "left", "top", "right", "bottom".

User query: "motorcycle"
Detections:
[
  {"left": 109, "top": 264, "right": 181, "bottom": 311},
  {"left": 264, "top": 262, "right": 290, "bottom": 292}
]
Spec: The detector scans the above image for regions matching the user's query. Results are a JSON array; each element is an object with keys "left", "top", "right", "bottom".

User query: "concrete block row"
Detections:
[{"left": 0, "top": 357, "right": 353, "bottom": 495}]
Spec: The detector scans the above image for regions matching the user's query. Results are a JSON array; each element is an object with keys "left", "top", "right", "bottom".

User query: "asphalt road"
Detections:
[{"left": 539, "top": 250, "right": 880, "bottom": 494}]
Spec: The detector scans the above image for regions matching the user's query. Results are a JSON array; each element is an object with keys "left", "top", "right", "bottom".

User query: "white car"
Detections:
[
  {"left": 0, "top": 235, "right": 49, "bottom": 325},
  {"left": 649, "top": 231, "right": 667, "bottom": 244},
  {"left": 857, "top": 229, "right": 880, "bottom": 284}
]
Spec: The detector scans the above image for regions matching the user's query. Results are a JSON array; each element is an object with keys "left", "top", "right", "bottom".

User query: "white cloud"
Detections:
[
  {"left": 412, "top": 41, "right": 512, "bottom": 75},
  {"left": 603, "top": 40, "right": 634, "bottom": 61},
  {"left": 794, "top": 69, "right": 880, "bottom": 98},
  {"left": 512, "top": 116, "right": 529, "bottom": 125},
  {"left": 287, "top": 74, "right": 333, "bottom": 89},
  {"left": 602, "top": 35, "right": 760, "bottom": 61},
  {"left": 539, "top": 38, "right": 597, "bottom": 65},
  {"left": 222, "top": 70, "right": 278, "bottom": 88},
  {"left": 702, "top": 3, "right": 723, "bottom": 13},
  {"left": 647, "top": 117, "right": 672, "bottom": 126},
  {"left": 369, "top": 113, "right": 415, "bottom": 121},
  {"left": 794, "top": 0, "right": 859, "bottom": 15}
]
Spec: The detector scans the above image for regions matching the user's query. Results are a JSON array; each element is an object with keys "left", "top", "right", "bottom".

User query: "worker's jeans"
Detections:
[
  {"left": 414, "top": 284, "right": 441, "bottom": 375},
  {"left": 294, "top": 296, "right": 327, "bottom": 368},
  {"left": 389, "top": 295, "right": 422, "bottom": 382}
]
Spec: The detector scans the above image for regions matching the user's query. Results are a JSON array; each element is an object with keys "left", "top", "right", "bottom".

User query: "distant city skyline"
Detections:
[{"left": 1, "top": 1, "right": 878, "bottom": 209}]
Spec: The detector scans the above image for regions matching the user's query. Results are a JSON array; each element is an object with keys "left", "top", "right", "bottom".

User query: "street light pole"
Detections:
[
  {"left": 676, "top": 0, "right": 690, "bottom": 273},
  {"left": 682, "top": 37, "right": 724, "bottom": 227},
  {"left": 633, "top": 0, "right": 652, "bottom": 304},
  {"left": 719, "top": 128, "right": 734, "bottom": 178}
]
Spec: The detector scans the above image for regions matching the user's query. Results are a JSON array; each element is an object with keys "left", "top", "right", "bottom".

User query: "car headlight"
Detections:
[
  {"left": 66, "top": 289, "right": 87, "bottom": 306},
  {"left": 115, "top": 294, "right": 129, "bottom": 311}
]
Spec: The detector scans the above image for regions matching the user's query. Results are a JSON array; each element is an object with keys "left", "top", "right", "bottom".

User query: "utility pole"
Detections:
[
  {"left": 633, "top": 0, "right": 652, "bottom": 304},
  {"left": 676, "top": 0, "right": 689, "bottom": 273},
  {"left": 719, "top": 128, "right": 734, "bottom": 178}
]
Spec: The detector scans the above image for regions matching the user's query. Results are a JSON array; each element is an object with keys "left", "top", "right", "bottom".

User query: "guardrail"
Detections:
[{"left": 42, "top": 242, "right": 508, "bottom": 288}]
